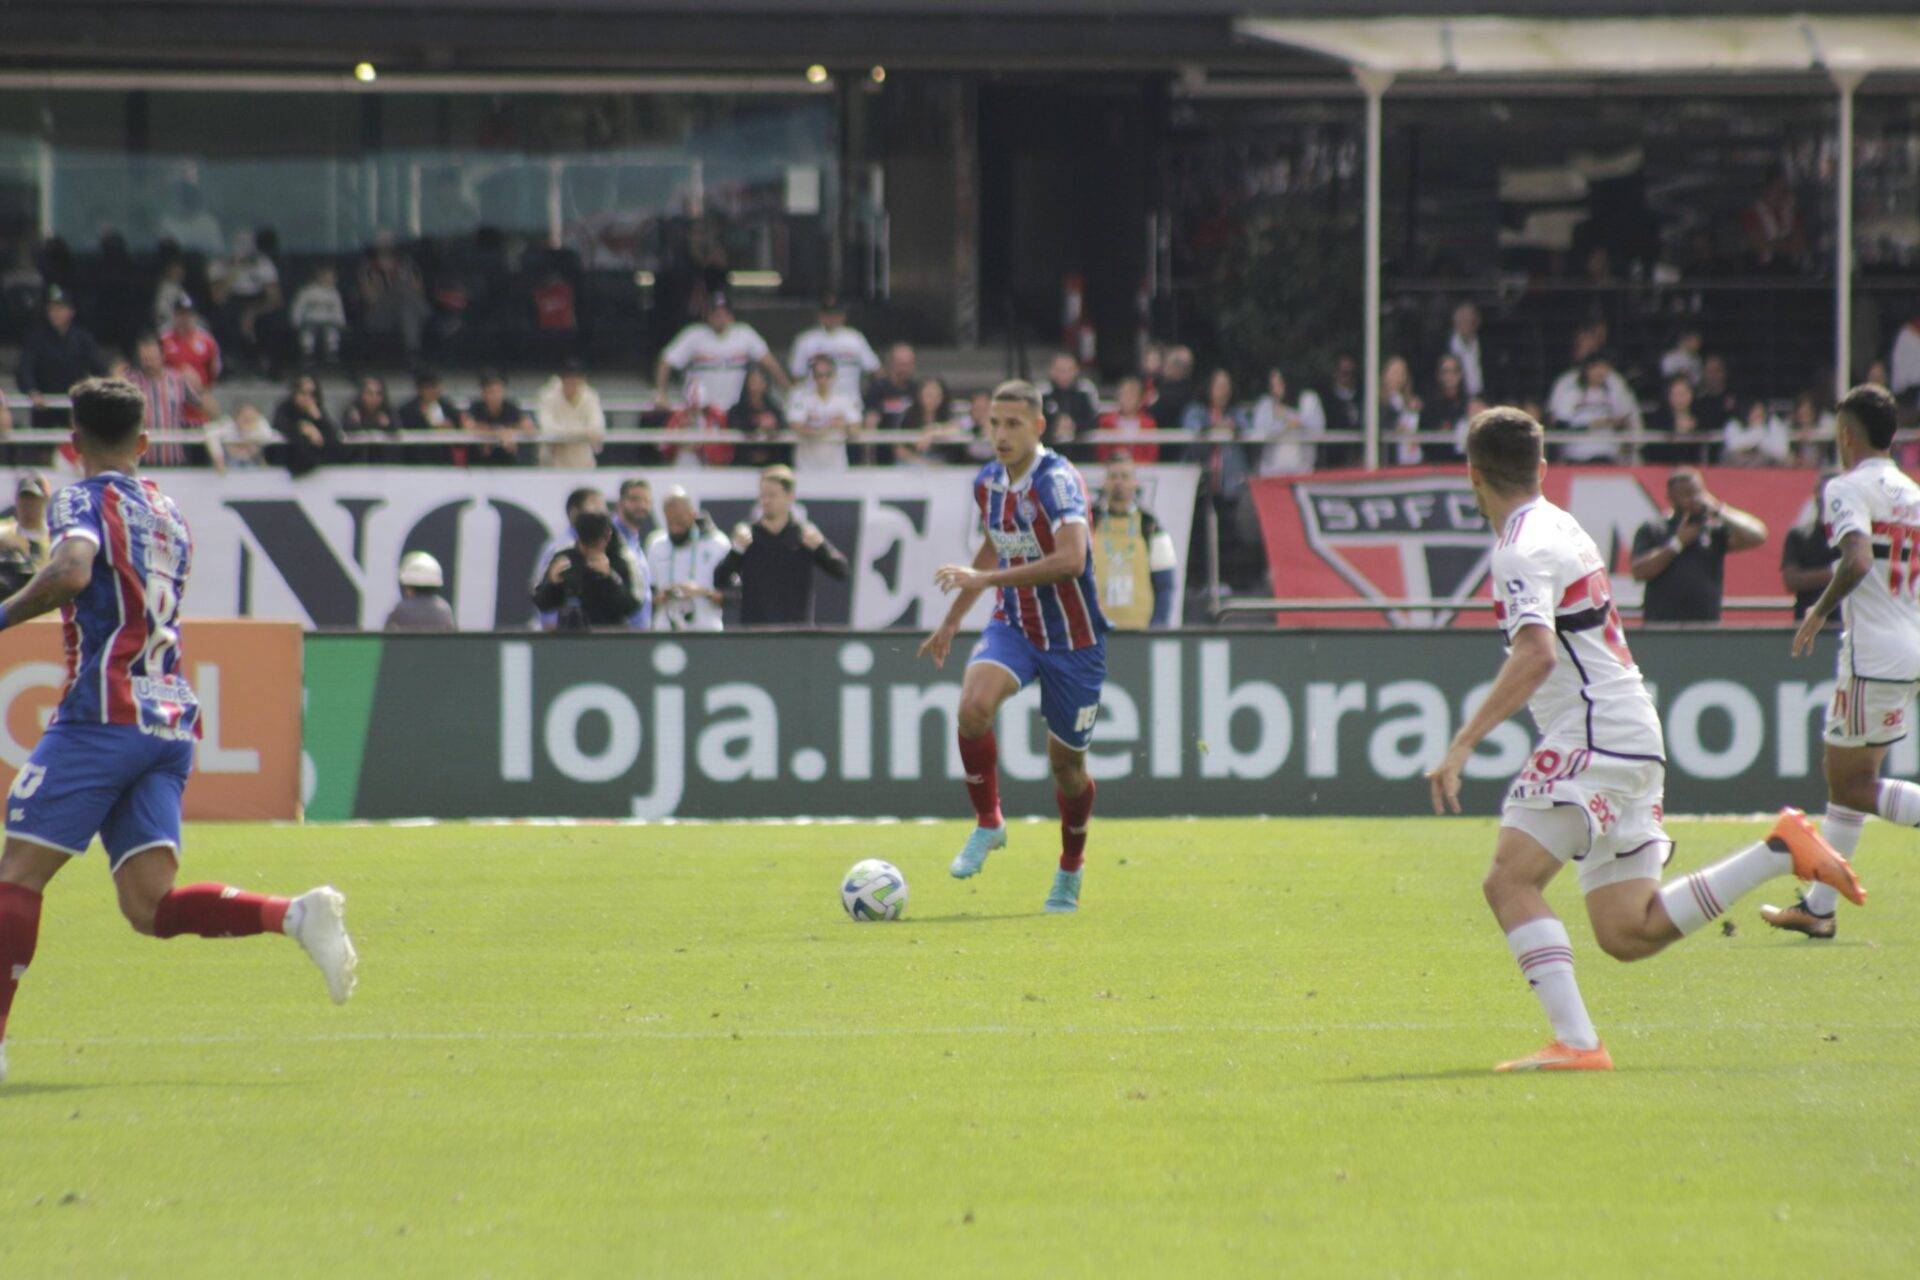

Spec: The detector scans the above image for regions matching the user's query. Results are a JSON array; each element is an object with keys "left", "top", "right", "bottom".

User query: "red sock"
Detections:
[
  {"left": 153, "top": 884, "right": 291, "bottom": 939},
  {"left": 958, "top": 731, "right": 1003, "bottom": 829},
  {"left": 0, "top": 882, "right": 43, "bottom": 1042},
  {"left": 1058, "top": 780, "right": 1096, "bottom": 872}
]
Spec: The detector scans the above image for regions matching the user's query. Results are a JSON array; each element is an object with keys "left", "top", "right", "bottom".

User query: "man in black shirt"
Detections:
[
  {"left": 861, "top": 342, "right": 919, "bottom": 466},
  {"left": 16, "top": 287, "right": 108, "bottom": 427},
  {"left": 1781, "top": 473, "right": 1841, "bottom": 623},
  {"left": 1315, "top": 353, "right": 1365, "bottom": 469},
  {"left": 397, "top": 370, "right": 465, "bottom": 466},
  {"left": 1041, "top": 351, "right": 1099, "bottom": 457},
  {"left": 465, "top": 370, "right": 535, "bottom": 467},
  {"left": 1629, "top": 467, "right": 1768, "bottom": 622},
  {"left": 533, "top": 510, "right": 645, "bottom": 630},
  {"left": 717, "top": 465, "right": 849, "bottom": 626}
]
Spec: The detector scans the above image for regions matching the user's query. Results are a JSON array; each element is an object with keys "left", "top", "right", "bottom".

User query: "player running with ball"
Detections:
[
  {"left": 1426, "top": 407, "right": 1861, "bottom": 1072},
  {"left": 0, "top": 378, "right": 356, "bottom": 1085},
  {"left": 920, "top": 380, "right": 1109, "bottom": 914}
]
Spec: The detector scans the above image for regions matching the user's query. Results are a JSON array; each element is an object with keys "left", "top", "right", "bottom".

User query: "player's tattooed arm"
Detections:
[
  {"left": 0, "top": 536, "right": 94, "bottom": 631},
  {"left": 1426, "top": 624, "right": 1557, "bottom": 814},
  {"left": 1793, "top": 529, "right": 1871, "bottom": 657}
]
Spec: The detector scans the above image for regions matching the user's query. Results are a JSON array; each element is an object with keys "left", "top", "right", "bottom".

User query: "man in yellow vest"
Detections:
[{"left": 1091, "top": 455, "right": 1178, "bottom": 628}]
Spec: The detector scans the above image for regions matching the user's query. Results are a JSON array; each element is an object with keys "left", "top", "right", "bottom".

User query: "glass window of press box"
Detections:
[{"left": 0, "top": 89, "right": 839, "bottom": 333}]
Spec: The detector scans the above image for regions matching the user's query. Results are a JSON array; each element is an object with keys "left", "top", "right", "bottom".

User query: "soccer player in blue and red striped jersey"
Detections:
[
  {"left": 0, "top": 378, "right": 357, "bottom": 1085},
  {"left": 919, "top": 380, "right": 1110, "bottom": 913}
]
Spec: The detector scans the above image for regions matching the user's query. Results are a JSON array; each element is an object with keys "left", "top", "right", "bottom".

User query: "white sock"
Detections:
[
  {"left": 1659, "top": 840, "right": 1791, "bottom": 936},
  {"left": 1875, "top": 778, "right": 1920, "bottom": 828},
  {"left": 1803, "top": 804, "right": 1867, "bottom": 917},
  {"left": 1505, "top": 917, "right": 1598, "bottom": 1050}
]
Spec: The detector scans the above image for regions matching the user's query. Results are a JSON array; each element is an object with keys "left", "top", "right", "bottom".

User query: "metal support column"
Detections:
[
  {"left": 1833, "top": 68, "right": 1864, "bottom": 398},
  {"left": 1356, "top": 69, "right": 1394, "bottom": 470}
]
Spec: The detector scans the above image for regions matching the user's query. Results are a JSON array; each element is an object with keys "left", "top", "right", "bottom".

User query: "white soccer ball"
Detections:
[{"left": 842, "top": 858, "right": 909, "bottom": 922}]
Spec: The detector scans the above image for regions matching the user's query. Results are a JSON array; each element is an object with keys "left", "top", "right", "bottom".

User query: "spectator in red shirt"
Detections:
[
  {"left": 160, "top": 297, "right": 221, "bottom": 423},
  {"left": 1096, "top": 375, "right": 1159, "bottom": 464}
]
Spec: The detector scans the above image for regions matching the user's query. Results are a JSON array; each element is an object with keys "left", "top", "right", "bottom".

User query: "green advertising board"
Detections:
[{"left": 302, "top": 630, "right": 1900, "bottom": 821}]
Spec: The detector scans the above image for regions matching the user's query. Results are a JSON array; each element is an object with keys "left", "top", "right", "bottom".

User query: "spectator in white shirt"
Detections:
[
  {"left": 536, "top": 358, "right": 606, "bottom": 469},
  {"left": 785, "top": 353, "right": 861, "bottom": 471},
  {"left": 205, "top": 402, "right": 276, "bottom": 473},
  {"left": 1446, "top": 301, "right": 1486, "bottom": 398},
  {"left": 1721, "top": 398, "right": 1792, "bottom": 467},
  {"left": 1890, "top": 317, "right": 1920, "bottom": 404},
  {"left": 646, "top": 487, "right": 731, "bottom": 632},
  {"left": 1250, "top": 368, "right": 1314, "bottom": 476},
  {"left": 1660, "top": 327, "right": 1704, "bottom": 386},
  {"left": 654, "top": 291, "right": 786, "bottom": 412},
  {"left": 291, "top": 265, "right": 348, "bottom": 365},
  {"left": 787, "top": 292, "right": 879, "bottom": 400},
  {"left": 1550, "top": 354, "right": 1642, "bottom": 463}
]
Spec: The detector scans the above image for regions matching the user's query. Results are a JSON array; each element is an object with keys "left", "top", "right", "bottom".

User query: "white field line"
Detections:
[{"left": 282, "top": 814, "right": 1787, "bottom": 830}]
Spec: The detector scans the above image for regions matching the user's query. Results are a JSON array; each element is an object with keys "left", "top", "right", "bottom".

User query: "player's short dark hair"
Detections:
[
  {"left": 572, "top": 509, "right": 613, "bottom": 547},
  {"left": 564, "top": 486, "right": 601, "bottom": 518},
  {"left": 990, "top": 379, "right": 1043, "bottom": 413},
  {"left": 1465, "top": 406, "right": 1544, "bottom": 495},
  {"left": 1838, "top": 383, "right": 1898, "bottom": 451},
  {"left": 617, "top": 477, "right": 650, "bottom": 499},
  {"left": 69, "top": 377, "right": 146, "bottom": 447}
]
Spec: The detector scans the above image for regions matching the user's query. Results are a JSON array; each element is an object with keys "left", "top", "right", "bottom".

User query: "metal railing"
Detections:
[{"left": 1214, "top": 595, "right": 1798, "bottom": 619}]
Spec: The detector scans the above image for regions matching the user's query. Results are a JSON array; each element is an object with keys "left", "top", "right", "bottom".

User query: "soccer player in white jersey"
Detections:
[
  {"left": 1426, "top": 408, "right": 1863, "bottom": 1072},
  {"left": 1766, "top": 385, "right": 1918, "bottom": 938}
]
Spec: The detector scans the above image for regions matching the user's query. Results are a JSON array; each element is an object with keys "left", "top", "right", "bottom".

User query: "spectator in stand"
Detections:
[
  {"left": 1151, "top": 345, "right": 1197, "bottom": 435},
  {"left": 1096, "top": 375, "right": 1158, "bottom": 464},
  {"left": 1041, "top": 351, "right": 1099, "bottom": 452},
  {"left": 1251, "top": 369, "right": 1313, "bottom": 477},
  {"left": 206, "top": 402, "right": 275, "bottom": 472},
  {"left": 646, "top": 487, "right": 731, "bottom": 632},
  {"left": 1417, "top": 353, "right": 1472, "bottom": 463},
  {"left": 151, "top": 258, "right": 190, "bottom": 332},
  {"left": 271, "top": 373, "right": 342, "bottom": 477},
  {"left": 1890, "top": 314, "right": 1920, "bottom": 406},
  {"left": 1721, "top": 398, "right": 1791, "bottom": 468},
  {"left": 1789, "top": 390, "right": 1837, "bottom": 468},
  {"left": 342, "top": 376, "right": 395, "bottom": 458},
  {"left": 291, "top": 265, "right": 347, "bottom": 366},
  {"left": 158, "top": 182, "right": 222, "bottom": 257},
  {"left": 16, "top": 287, "right": 107, "bottom": 425},
  {"left": 125, "top": 332, "right": 210, "bottom": 467},
  {"left": 465, "top": 371, "right": 535, "bottom": 467},
  {"left": 212, "top": 229, "right": 282, "bottom": 373},
  {"left": 612, "top": 478, "right": 654, "bottom": 557},
  {"left": 785, "top": 353, "right": 860, "bottom": 471},
  {"left": 960, "top": 390, "right": 998, "bottom": 465},
  {"left": 160, "top": 296, "right": 221, "bottom": 397},
  {"left": 1630, "top": 467, "right": 1768, "bottom": 623},
  {"left": 727, "top": 365, "right": 786, "bottom": 469},
  {"left": 359, "top": 232, "right": 432, "bottom": 358},
  {"left": 1742, "top": 173, "right": 1808, "bottom": 272},
  {"left": 0, "top": 472, "right": 51, "bottom": 593},
  {"left": 787, "top": 292, "right": 879, "bottom": 400},
  {"left": 1550, "top": 353, "right": 1640, "bottom": 464},
  {"left": 1693, "top": 355, "right": 1735, "bottom": 433},
  {"left": 1091, "top": 454, "right": 1177, "bottom": 630},
  {"left": 1643, "top": 374, "right": 1712, "bottom": 466},
  {"left": 1380, "top": 355, "right": 1425, "bottom": 466},
  {"left": 903, "top": 377, "right": 967, "bottom": 465},
  {"left": 655, "top": 291, "right": 784, "bottom": 415},
  {"left": 1447, "top": 301, "right": 1487, "bottom": 398},
  {"left": 1660, "top": 327, "right": 1704, "bottom": 385},
  {"left": 385, "top": 551, "right": 457, "bottom": 633},
  {"left": 1184, "top": 368, "right": 1257, "bottom": 589},
  {"left": 1315, "top": 354, "right": 1364, "bottom": 469},
  {"left": 862, "top": 341, "right": 920, "bottom": 465},
  {"left": 1139, "top": 341, "right": 1166, "bottom": 402},
  {"left": 536, "top": 358, "right": 605, "bottom": 469},
  {"left": 535, "top": 510, "right": 646, "bottom": 632},
  {"left": 1781, "top": 473, "right": 1840, "bottom": 625},
  {"left": 717, "top": 465, "right": 850, "bottom": 626}
]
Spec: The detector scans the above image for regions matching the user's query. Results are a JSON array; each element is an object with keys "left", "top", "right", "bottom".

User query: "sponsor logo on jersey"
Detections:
[{"left": 1293, "top": 476, "right": 1493, "bottom": 627}]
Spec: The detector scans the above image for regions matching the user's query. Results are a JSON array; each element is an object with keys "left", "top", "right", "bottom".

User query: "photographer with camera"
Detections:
[
  {"left": 0, "top": 473, "right": 51, "bottom": 597},
  {"left": 532, "top": 509, "right": 646, "bottom": 632},
  {"left": 1629, "top": 467, "right": 1768, "bottom": 623}
]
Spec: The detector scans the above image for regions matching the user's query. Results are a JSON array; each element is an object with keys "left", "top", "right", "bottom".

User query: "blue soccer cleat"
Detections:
[
  {"left": 950, "top": 825, "right": 1007, "bottom": 879},
  {"left": 1044, "top": 869, "right": 1083, "bottom": 914}
]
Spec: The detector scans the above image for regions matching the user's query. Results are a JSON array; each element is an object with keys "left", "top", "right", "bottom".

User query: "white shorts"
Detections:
[
  {"left": 1825, "top": 651, "right": 1917, "bottom": 749},
  {"left": 1499, "top": 741, "right": 1672, "bottom": 892}
]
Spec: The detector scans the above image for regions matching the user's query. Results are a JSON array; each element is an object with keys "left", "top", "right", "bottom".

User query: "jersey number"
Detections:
[
  {"left": 9, "top": 764, "right": 46, "bottom": 801},
  {"left": 141, "top": 573, "right": 182, "bottom": 673},
  {"left": 1887, "top": 525, "right": 1920, "bottom": 599}
]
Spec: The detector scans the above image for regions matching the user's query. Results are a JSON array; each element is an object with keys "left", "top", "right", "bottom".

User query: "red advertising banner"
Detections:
[{"left": 1251, "top": 466, "right": 1820, "bottom": 628}]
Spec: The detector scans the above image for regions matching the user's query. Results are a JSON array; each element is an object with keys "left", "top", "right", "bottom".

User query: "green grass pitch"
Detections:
[{"left": 3, "top": 817, "right": 1917, "bottom": 1278}]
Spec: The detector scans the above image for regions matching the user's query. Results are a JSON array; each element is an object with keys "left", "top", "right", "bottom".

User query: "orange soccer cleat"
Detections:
[
  {"left": 1494, "top": 1040, "right": 1614, "bottom": 1073},
  {"left": 1767, "top": 808, "right": 1866, "bottom": 907}
]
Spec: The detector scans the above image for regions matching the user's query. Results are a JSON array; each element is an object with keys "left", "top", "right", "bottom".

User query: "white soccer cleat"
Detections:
[{"left": 288, "top": 886, "right": 358, "bottom": 1005}]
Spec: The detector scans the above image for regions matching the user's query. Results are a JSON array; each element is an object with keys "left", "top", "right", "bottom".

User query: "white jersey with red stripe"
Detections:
[
  {"left": 1824, "top": 456, "right": 1920, "bottom": 682},
  {"left": 1490, "top": 497, "right": 1664, "bottom": 761}
]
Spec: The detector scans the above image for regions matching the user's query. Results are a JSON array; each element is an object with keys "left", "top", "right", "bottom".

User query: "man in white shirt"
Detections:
[
  {"left": 646, "top": 487, "right": 732, "bottom": 631},
  {"left": 653, "top": 292, "right": 787, "bottom": 412},
  {"left": 785, "top": 354, "right": 861, "bottom": 471},
  {"left": 536, "top": 358, "right": 606, "bottom": 469},
  {"left": 1890, "top": 318, "right": 1920, "bottom": 404},
  {"left": 1548, "top": 354, "right": 1642, "bottom": 463},
  {"left": 787, "top": 293, "right": 879, "bottom": 400},
  {"left": 1447, "top": 301, "right": 1486, "bottom": 398}
]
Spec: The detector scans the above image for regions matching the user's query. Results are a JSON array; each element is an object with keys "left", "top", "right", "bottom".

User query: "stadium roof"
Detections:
[{"left": 1235, "top": 14, "right": 1920, "bottom": 77}]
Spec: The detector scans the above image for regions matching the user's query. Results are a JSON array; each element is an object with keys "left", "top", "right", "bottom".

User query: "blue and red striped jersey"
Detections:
[
  {"left": 974, "top": 447, "right": 1109, "bottom": 651},
  {"left": 48, "top": 472, "right": 199, "bottom": 739}
]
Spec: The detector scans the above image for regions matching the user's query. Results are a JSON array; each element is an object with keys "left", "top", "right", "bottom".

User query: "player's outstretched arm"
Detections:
[
  {"left": 921, "top": 538, "right": 999, "bottom": 666},
  {"left": 1793, "top": 529, "right": 1871, "bottom": 657},
  {"left": 0, "top": 537, "right": 93, "bottom": 632},
  {"left": 1425, "top": 624, "right": 1556, "bottom": 814}
]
